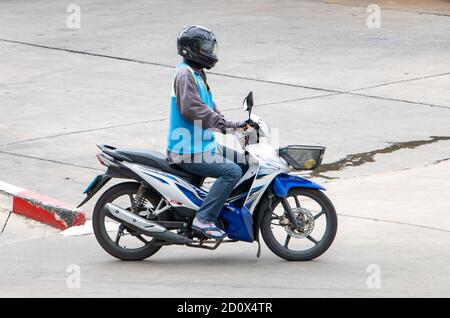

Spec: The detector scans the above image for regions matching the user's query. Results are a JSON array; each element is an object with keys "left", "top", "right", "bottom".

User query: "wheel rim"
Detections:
[
  {"left": 268, "top": 192, "right": 331, "bottom": 255},
  {"left": 98, "top": 188, "right": 158, "bottom": 251}
]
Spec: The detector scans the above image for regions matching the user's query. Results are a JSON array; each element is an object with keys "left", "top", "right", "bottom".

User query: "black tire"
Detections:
[
  {"left": 261, "top": 188, "right": 337, "bottom": 261},
  {"left": 92, "top": 182, "right": 162, "bottom": 261}
]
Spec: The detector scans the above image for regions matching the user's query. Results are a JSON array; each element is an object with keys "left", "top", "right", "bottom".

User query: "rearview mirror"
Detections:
[{"left": 243, "top": 91, "right": 254, "bottom": 113}]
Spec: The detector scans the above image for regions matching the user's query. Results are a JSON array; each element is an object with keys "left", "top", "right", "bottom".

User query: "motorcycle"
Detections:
[{"left": 78, "top": 92, "right": 337, "bottom": 261}]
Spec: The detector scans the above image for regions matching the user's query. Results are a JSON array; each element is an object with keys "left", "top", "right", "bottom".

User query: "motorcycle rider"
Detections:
[{"left": 167, "top": 25, "right": 250, "bottom": 239}]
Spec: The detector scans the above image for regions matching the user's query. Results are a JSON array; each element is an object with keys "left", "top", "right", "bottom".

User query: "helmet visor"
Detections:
[{"left": 200, "top": 39, "right": 218, "bottom": 57}]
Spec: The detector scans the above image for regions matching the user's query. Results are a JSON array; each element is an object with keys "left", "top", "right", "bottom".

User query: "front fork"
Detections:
[
  {"left": 280, "top": 198, "right": 301, "bottom": 228},
  {"left": 263, "top": 187, "right": 299, "bottom": 232}
]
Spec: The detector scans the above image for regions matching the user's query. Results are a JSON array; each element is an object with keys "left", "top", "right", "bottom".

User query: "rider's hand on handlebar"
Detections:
[
  {"left": 245, "top": 118, "right": 260, "bottom": 129},
  {"left": 236, "top": 121, "right": 251, "bottom": 130}
]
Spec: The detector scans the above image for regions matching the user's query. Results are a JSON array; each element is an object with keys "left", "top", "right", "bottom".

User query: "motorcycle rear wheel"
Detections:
[{"left": 92, "top": 182, "right": 163, "bottom": 261}]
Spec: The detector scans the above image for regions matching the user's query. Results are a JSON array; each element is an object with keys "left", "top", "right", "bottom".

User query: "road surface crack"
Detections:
[
  {"left": 339, "top": 213, "right": 450, "bottom": 233},
  {"left": 0, "top": 117, "right": 167, "bottom": 148},
  {"left": 0, "top": 150, "right": 101, "bottom": 171},
  {"left": 0, "top": 211, "right": 12, "bottom": 236},
  {"left": 1, "top": 38, "right": 449, "bottom": 110}
]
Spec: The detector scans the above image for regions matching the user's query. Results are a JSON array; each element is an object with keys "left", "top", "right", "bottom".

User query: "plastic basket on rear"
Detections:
[{"left": 278, "top": 145, "right": 325, "bottom": 171}]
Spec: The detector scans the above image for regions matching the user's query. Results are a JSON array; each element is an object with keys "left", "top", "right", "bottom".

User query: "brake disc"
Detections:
[{"left": 284, "top": 207, "right": 315, "bottom": 239}]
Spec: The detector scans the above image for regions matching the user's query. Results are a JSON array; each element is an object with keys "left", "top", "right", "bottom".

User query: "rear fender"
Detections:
[
  {"left": 107, "top": 162, "right": 165, "bottom": 198},
  {"left": 77, "top": 163, "right": 164, "bottom": 208},
  {"left": 77, "top": 174, "right": 111, "bottom": 208}
]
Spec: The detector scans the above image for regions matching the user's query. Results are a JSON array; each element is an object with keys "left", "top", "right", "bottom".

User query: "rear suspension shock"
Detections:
[{"left": 131, "top": 184, "right": 148, "bottom": 213}]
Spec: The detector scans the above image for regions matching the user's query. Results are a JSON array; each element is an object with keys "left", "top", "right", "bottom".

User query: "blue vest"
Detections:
[{"left": 167, "top": 62, "right": 215, "bottom": 155}]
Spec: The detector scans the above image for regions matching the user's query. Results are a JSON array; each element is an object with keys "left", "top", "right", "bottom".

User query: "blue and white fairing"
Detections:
[
  {"left": 121, "top": 139, "right": 287, "bottom": 216},
  {"left": 122, "top": 161, "right": 258, "bottom": 242},
  {"left": 121, "top": 114, "right": 325, "bottom": 242},
  {"left": 122, "top": 161, "right": 206, "bottom": 210}
]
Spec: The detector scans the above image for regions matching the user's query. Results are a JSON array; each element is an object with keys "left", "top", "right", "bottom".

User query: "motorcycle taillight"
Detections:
[{"left": 96, "top": 153, "right": 108, "bottom": 166}]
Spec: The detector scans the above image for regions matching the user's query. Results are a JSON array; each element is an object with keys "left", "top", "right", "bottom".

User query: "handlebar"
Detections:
[{"left": 242, "top": 124, "right": 260, "bottom": 146}]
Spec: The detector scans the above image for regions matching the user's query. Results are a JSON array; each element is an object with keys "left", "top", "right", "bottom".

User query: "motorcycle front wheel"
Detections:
[{"left": 261, "top": 188, "right": 338, "bottom": 261}]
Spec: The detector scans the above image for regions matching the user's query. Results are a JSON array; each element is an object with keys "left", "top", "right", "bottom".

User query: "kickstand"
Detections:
[{"left": 256, "top": 239, "right": 261, "bottom": 258}]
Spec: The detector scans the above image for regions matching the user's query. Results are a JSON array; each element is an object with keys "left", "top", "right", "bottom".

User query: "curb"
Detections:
[{"left": 0, "top": 181, "right": 86, "bottom": 230}]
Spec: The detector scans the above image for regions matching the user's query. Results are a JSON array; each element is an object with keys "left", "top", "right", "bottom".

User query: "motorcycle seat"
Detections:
[{"left": 115, "top": 149, "right": 204, "bottom": 185}]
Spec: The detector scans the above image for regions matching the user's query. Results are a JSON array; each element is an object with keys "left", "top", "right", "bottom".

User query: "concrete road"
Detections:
[
  {"left": 0, "top": 0, "right": 449, "bottom": 297},
  {"left": 1, "top": 161, "right": 450, "bottom": 297}
]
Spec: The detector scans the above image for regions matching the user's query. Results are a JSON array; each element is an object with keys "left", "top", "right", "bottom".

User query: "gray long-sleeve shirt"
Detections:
[
  {"left": 173, "top": 65, "right": 243, "bottom": 132},
  {"left": 168, "top": 63, "right": 244, "bottom": 163}
]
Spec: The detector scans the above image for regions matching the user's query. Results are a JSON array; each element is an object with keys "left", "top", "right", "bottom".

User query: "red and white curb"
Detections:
[{"left": 0, "top": 181, "right": 86, "bottom": 230}]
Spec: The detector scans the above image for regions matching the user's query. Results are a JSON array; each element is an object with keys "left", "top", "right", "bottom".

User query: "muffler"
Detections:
[{"left": 104, "top": 203, "right": 193, "bottom": 244}]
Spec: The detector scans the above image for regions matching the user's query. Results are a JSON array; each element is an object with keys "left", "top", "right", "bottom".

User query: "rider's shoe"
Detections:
[{"left": 192, "top": 217, "right": 226, "bottom": 240}]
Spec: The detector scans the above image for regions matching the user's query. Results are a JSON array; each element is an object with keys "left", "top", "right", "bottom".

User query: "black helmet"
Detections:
[{"left": 177, "top": 25, "right": 218, "bottom": 69}]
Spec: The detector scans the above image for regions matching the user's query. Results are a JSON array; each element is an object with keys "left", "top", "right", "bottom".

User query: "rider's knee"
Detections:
[{"left": 227, "top": 164, "right": 242, "bottom": 182}]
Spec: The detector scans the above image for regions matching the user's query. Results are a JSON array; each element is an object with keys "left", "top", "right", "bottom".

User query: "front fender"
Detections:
[{"left": 272, "top": 173, "right": 325, "bottom": 198}]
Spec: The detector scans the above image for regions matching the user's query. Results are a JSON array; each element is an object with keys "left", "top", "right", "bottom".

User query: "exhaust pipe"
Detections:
[{"left": 104, "top": 203, "right": 193, "bottom": 244}]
